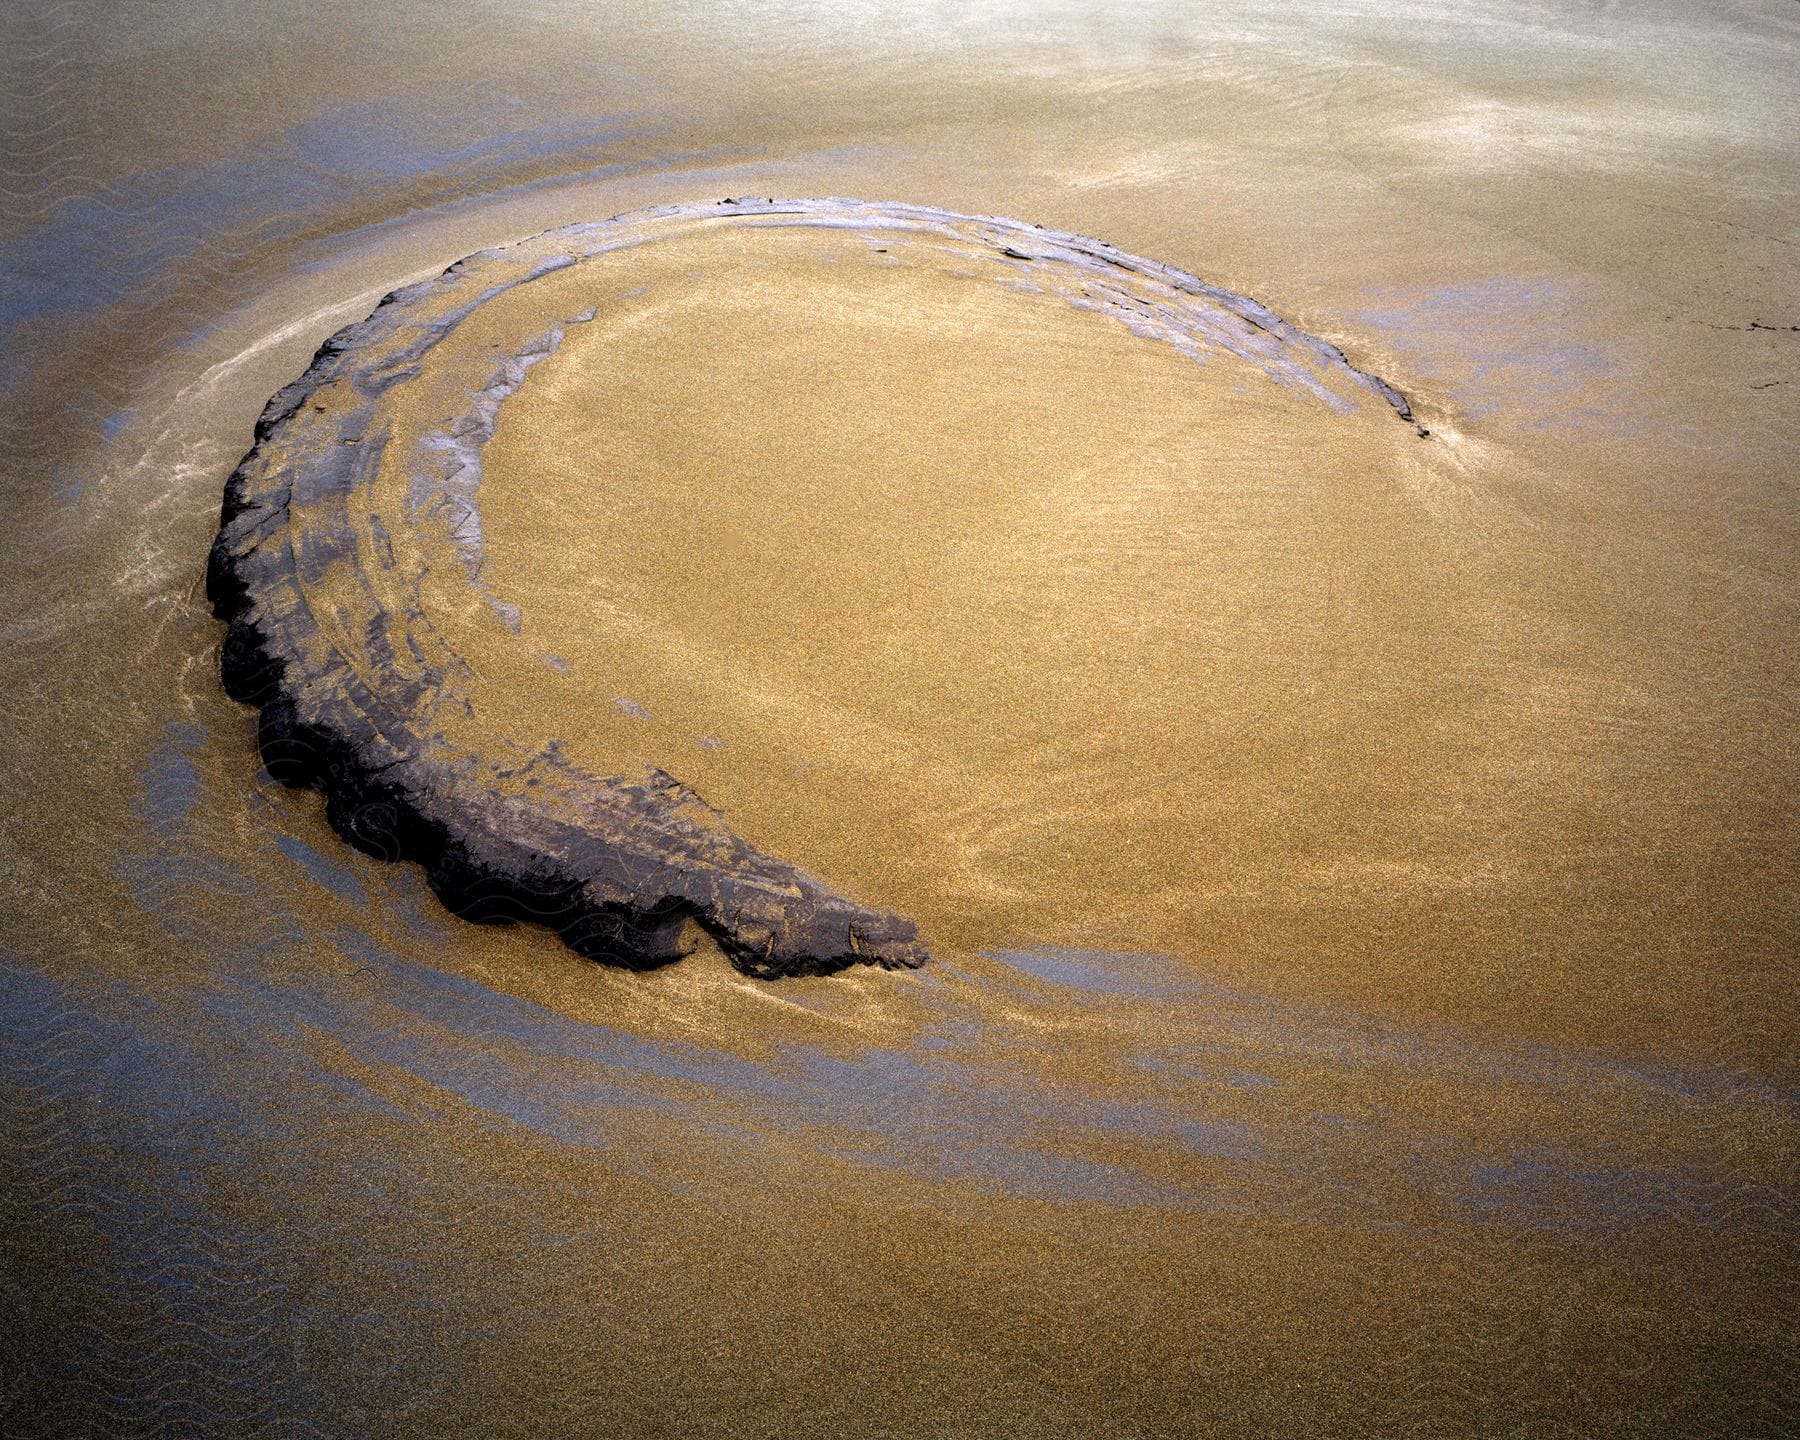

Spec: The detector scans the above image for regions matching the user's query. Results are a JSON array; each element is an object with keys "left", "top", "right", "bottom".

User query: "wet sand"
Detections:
[{"left": 1, "top": 0, "right": 1796, "bottom": 1434}]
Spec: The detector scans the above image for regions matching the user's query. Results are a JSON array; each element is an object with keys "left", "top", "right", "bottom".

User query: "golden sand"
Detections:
[
  {"left": 471, "top": 216, "right": 1422, "bottom": 956},
  {"left": 0, "top": 0, "right": 1794, "bottom": 1431}
]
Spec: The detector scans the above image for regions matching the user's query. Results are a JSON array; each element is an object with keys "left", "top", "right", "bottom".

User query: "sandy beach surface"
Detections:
[{"left": 1, "top": 1, "right": 1795, "bottom": 1433}]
